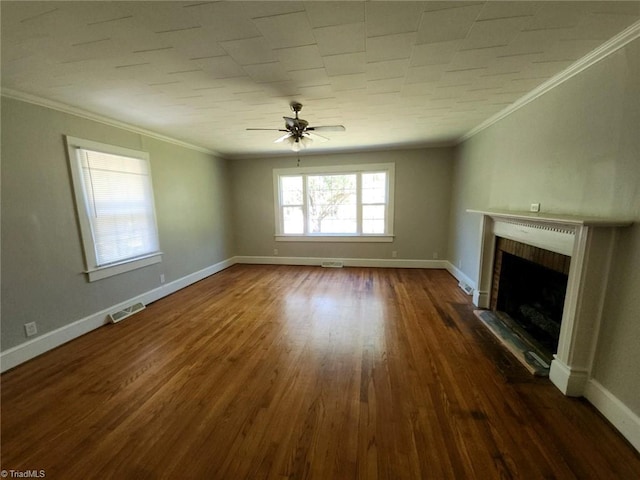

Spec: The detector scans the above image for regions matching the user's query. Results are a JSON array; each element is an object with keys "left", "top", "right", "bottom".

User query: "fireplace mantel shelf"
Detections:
[{"left": 467, "top": 209, "right": 633, "bottom": 228}]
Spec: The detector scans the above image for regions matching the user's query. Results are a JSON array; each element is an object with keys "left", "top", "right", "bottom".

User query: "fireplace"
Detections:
[
  {"left": 468, "top": 209, "right": 631, "bottom": 396},
  {"left": 492, "top": 238, "right": 570, "bottom": 359}
]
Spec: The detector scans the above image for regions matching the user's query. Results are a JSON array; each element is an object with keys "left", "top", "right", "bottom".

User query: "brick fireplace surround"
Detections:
[
  {"left": 468, "top": 209, "right": 631, "bottom": 397},
  {"left": 490, "top": 236, "right": 570, "bottom": 314}
]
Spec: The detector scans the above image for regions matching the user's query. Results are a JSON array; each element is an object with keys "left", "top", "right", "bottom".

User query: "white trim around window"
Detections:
[
  {"left": 65, "top": 136, "right": 162, "bottom": 282},
  {"left": 273, "top": 163, "right": 395, "bottom": 242}
]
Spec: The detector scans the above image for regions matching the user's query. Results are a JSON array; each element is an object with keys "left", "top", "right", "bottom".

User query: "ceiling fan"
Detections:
[{"left": 247, "top": 102, "right": 345, "bottom": 152}]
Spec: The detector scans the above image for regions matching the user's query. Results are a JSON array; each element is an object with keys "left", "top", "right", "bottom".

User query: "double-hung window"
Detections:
[
  {"left": 66, "top": 136, "right": 162, "bottom": 281},
  {"left": 274, "top": 163, "right": 394, "bottom": 242}
]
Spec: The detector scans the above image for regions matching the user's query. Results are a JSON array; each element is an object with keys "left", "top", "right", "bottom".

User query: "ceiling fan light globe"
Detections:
[
  {"left": 287, "top": 135, "right": 301, "bottom": 152},
  {"left": 274, "top": 132, "right": 292, "bottom": 143}
]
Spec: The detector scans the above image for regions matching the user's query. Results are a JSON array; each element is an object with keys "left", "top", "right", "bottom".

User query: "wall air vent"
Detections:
[
  {"left": 321, "top": 260, "right": 344, "bottom": 268},
  {"left": 109, "top": 302, "right": 145, "bottom": 323}
]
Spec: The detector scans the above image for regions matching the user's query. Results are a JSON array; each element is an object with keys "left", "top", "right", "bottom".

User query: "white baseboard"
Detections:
[
  {"left": 472, "top": 290, "right": 490, "bottom": 308},
  {"left": 233, "top": 255, "right": 448, "bottom": 269},
  {"left": 0, "top": 257, "right": 235, "bottom": 373},
  {"left": 143, "top": 258, "right": 235, "bottom": 305},
  {"left": 549, "top": 358, "right": 589, "bottom": 397},
  {"left": 444, "top": 262, "right": 477, "bottom": 294},
  {"left": 585, "top": 379, "right": 640, "bottom": 453}
]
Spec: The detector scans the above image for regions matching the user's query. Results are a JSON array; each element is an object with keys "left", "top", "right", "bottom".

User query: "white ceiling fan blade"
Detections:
[
  {"left": 307, "top": 125, "right": 345, "bottom": 132},
  {"left": 274, "top": 132, "right": 293, "bottom": 143},
  {"left": 247, "top": 128, "right": 288, "bottom": 131},
  {"left": 306, "top": 132, "right": 328, "bottom": 142}
]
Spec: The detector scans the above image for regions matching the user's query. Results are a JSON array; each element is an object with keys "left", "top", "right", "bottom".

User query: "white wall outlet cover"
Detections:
[{"left": 24, "top": 322, "right": 38, "bottom": 337}]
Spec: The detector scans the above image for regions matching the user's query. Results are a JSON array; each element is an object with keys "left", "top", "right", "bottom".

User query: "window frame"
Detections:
[
  {"left": 65, "top": 136, "right": 162, "bottom": 282},
  {"left": 273, "top": 163, "right": 395, "bottom": 242}
]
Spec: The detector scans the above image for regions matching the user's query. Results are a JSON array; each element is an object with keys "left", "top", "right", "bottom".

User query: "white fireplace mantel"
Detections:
[{"left": 467, "top": 209, "right": 632, "bottom": 397}]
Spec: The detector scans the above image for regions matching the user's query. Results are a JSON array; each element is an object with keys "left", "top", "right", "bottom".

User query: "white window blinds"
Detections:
[
  {"left": 76, "top": 148, "right": 160, "bottom": 267},
  {"left": 66, "top": 135, "right": 162, "bottom": 281}
]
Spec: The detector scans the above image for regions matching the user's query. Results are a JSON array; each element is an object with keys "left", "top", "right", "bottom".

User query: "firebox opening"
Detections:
[{"left": 496, "top": 252, "right": 568, "bottom": 359}]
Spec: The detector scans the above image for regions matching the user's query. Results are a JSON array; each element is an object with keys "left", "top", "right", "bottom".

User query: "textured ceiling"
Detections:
[{"left": 2, "top": 1, "right": 639, "bottom": 157}]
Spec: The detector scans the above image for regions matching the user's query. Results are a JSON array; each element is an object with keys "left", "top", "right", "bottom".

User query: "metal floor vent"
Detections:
[
  {"left": 109, "top": 302, "right": 145, "bottom": 323},
  {"left": 321, "top": 260, "right": 344, "bottom": 268},
  {"left": 458, "top": 281, "right": 473, "bottom": 295}
]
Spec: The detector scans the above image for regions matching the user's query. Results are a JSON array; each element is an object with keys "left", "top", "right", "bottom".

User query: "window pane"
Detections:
[
  {"left": 80, "top": 149, "right": 159, "bottom": 266},
  {"left": 274, "top": 164, "right": 394, "bottom": 238},
  {"left": 281, "top": 176, "right": 303, "bottom": 205},
  {"left": 363, "top": 205, "right": 385, "bottom": 234},
  {"left": 362, "top": 172, "right": 386, "bottom": 204},
  {"left": 307, "top": 174, "right": 357, "bottom": 233},
  {"left": 283, "top": 206, "right": 304, "bottom": 234}
]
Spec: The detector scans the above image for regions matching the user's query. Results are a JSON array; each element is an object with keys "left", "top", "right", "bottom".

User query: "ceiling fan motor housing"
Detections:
[{"left": 284, "top": 103, "right": 308, "bottom": 137}]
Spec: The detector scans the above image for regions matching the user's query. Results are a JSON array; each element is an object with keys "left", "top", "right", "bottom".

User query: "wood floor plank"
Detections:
[{"left": 2, "top": 265, "right": 639, "bottom": 479}]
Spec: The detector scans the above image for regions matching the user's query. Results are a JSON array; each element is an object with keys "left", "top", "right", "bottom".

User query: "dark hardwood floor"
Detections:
[{"left": 2, "top": 265, "right": 639, "bottom": 479}]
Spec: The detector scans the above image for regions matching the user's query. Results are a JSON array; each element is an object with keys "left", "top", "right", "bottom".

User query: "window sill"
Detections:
[
  {"left": 275, "top": 235, "right": 394, "bottom": 243},
  {"left": 85, "top": 253, "right": 163, "bottom": 282}
]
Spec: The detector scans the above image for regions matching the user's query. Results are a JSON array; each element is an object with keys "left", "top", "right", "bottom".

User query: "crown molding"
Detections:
[
  {"left": 1, "top": 88, "right": 220, "bottom": 156},
  {"left": 4, "top": 18, "right": 639, "bottom": 154},
  {"left": 459, "top": 19, "right": 640, "bottom": 144}
]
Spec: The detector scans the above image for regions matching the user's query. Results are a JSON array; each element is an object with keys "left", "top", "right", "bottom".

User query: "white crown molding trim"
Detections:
[
  {"left": 0, "top": 257, "right": 235, "bottom": 373},
  {"left": 585, "top": 380, "right": 640, "bottom": 453},
  {"left": 459, "top": 19, "right": 640, "bottom": 143},
  {"left": 1, "top": 88, "right": 219, "bottom": 156}
]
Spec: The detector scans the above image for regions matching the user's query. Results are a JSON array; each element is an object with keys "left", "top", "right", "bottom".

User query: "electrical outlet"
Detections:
[
  {"left": 24, "top": 322, "right": 38, "bottom": 337},
  {"left": 391, "top": 251, "right": 397, "bottom": 258},
  {"left": 433, "top": 251, "right": 439, "bottom": 259},
  {"left": 160, "top": 274, "right": 165, "bottom": 284},
  {"left": 273, "top": 248, "right": 279, "bottom": 256},
  {"left": 530, "top": 203, "right": 540, "bottom": 212}
]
